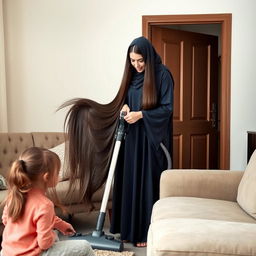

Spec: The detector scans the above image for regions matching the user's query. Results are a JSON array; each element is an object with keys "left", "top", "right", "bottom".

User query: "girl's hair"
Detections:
[
  {"left": 59, "top": 37, "right": 159, "bottom": 207},
  {"left": 5, "top": 147, "right": 61, "bottom": 221}
]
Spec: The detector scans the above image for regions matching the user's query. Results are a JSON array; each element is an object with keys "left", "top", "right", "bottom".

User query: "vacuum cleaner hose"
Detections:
[{"left": 160, "top": 142, "right": 172, "bottom": 169}]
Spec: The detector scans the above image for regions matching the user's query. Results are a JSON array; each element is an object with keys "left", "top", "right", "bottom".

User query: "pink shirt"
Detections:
[{"left": 1, "top": 188, "right": 71, "bottom": 256}]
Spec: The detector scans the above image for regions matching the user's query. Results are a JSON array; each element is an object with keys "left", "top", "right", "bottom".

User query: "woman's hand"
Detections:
[
  {"left": 124, "top": 111, "right": 143, "bottom": 124},
  {"left": 121, "top": 104, "right": 130, "bottom": 115}
]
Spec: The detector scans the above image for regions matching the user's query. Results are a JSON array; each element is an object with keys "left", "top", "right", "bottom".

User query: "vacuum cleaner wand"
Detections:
[{"left": 69, "top": 112, "right": 127, "bottom": 252}]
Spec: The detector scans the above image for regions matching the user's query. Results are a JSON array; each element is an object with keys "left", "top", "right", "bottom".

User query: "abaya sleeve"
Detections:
[{"left": 142, "top": 69, "right": 173, "bottom": 150}]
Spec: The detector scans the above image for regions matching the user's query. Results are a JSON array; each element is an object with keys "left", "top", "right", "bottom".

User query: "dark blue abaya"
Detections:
[{"left": 110, "top": 37, "right": 174, "bottom": 244}]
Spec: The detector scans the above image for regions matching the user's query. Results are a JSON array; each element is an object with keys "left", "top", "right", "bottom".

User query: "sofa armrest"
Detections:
[{"left": 160, "top": 170, "right": 244, "bottom": 202}]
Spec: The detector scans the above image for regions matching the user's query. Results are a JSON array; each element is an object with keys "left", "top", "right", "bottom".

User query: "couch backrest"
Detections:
[
  {"left": 0, "top": 133, "right": 34, "bottom": 178},
  {"left": 237, "top": 149, "right": 256, "bottom": 219},
  {"left": 0, "top": 132, "right": 66, "bottom": 178},
  {"left": 31, "top": 132, "right": 66, "bottom": 149}
]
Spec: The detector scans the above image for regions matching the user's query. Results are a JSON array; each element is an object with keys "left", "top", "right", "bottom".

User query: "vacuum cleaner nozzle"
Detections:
[{"left": 69, "top": 233, "right": 123, "bottom": 252}]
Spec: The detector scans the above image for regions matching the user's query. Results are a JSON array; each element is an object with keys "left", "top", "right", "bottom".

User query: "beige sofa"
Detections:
[
  {"left": 148, "top": 150, "right": 256, "bottom": 256},
  {"left": 0, "top": 132, "right": 111, "bottom": 234}
]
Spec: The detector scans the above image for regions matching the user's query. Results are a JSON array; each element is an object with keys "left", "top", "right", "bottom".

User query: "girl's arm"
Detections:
[
  {"left": 35, "top": 202, "right": 58, "bottom": 250},
  {"left": 54, "top": 216, "right": 76, "bottom": 235}
]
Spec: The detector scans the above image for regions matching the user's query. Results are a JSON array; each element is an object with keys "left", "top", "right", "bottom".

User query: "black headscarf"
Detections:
[{"left": 129, "top": 36, "right": 162, "bottom": 66}]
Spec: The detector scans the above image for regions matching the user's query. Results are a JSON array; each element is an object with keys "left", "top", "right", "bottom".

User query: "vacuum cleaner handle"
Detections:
[
  {"left": 95, "top": 112, "right": 126, "bottom": 233},
  {"left": 116, "top": 111, "right": 126, "bottom": 141}
]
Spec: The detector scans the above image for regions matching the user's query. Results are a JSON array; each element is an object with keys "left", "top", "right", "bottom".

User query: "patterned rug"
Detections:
[{"left": 94, "top": 249, "right": 135, "bottom": 256}]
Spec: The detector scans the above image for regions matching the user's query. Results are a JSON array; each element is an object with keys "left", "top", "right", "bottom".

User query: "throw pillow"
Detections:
[
  {"left": 237, "top": 149, "right": 256, "bottom": 219},
  {"left": 0, "top": 174, "right": 7, "bottom": 190},
  {"left": 49, "top": 142, "right": 70, "bottom": 181}
]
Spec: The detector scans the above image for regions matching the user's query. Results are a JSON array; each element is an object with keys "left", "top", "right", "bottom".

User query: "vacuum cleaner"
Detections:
[
  {"left": 68, "top": 111, "right": 127, "bottom": 251},
  {"left": 68, "top": 112, "right": 172, "bottom": 251}
]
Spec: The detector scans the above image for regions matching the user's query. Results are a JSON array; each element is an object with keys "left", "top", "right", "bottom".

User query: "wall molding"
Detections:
[{"left": 0, "top": 0, "right": 8, "bottom": 132}]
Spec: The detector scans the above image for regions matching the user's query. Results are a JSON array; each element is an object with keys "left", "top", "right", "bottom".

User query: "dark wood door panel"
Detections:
[
  {"left": 152, "top": 26, "right": 219, "bottom": 169},
  {"left": 161, "top": 39, "right": 183, "bottom": 122},
  {"left": 190, "top": 134, "right": 209, "bottom": 169}
]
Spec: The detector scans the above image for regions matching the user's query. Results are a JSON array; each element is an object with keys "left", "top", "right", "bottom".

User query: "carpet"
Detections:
[{"left": 94, "top": 249, "right": 135, "bottom": 256}]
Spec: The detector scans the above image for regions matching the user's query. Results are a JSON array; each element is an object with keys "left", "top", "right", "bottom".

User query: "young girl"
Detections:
[{"left": 1, "top": 147, "right": 94, "bottom": 256}]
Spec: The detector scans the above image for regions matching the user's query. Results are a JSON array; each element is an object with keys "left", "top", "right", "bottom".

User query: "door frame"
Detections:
[{"left": 142, "top": 14, "right": 231, "bottom": 169}]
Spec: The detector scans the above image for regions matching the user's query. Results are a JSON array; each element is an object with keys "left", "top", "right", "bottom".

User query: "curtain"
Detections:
[{"left": 0, "top": 0, "right": 8, "bottom": 132}]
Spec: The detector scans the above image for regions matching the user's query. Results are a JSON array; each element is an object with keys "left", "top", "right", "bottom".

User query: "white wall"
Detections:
[{"left": 2, "top": 0, "right": 256, "bottom": 170}]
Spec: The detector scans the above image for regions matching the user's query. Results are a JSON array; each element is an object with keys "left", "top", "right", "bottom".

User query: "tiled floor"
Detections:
[{"left": 60, "top": 211, "right": 146, "bottom": 256}]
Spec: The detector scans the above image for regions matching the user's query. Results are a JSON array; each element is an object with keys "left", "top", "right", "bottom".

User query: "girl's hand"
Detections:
[
  {"left": 124, "top": 111, "right": 143, "bottom": 124},
  {"left": 63, "top": 224, "right": 76, "bottom": 236},
  {"left": 121, "top": 104, "right": 130, "bottom": 115}
]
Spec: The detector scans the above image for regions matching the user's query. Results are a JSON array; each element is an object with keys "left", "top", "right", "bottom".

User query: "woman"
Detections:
[
  {"left": 109, "top": 37, "right": 173, "bottom": 247},
  {"left": 60, "top": 36, "right": 173, "bottom": 247}
]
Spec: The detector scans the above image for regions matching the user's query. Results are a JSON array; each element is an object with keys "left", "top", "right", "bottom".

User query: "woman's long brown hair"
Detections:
[{"left": 60, "top": 37, "right": 160, "bottom": 208}]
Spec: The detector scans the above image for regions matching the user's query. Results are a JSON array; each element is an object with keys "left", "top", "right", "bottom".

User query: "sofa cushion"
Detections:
[
  {"left": 49, "top": 179, "right": 112, "bottom": 215},
  {"left": 151, "top": 197, "right": 256, "bottom": 224},
  {"left": 49, "top": 142, "right": 70, "bottom": 181},
  {"left": 0, "top": 175, "right": 7, "bottom": 190},
  {"left": 0, "top": 189, "right": 8, "bottom": 216},
  {"left": 54, "top": 179, "right": 112, "bottom": 204},
  {"left": 147, "top": 218, "right": 256, "bottom": 256},
  {"left": 237, "top": 149, "right": 256, "bottom": 219}
]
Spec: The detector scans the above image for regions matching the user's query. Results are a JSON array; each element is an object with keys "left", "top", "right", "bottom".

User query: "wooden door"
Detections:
[{"left": 152, "top": 27, "right": 219, "bottom": 169}]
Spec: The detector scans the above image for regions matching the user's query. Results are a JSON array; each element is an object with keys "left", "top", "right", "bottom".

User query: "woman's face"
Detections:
[{"left": 130, "top": 52, "right": 145, "bottom": 73}]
